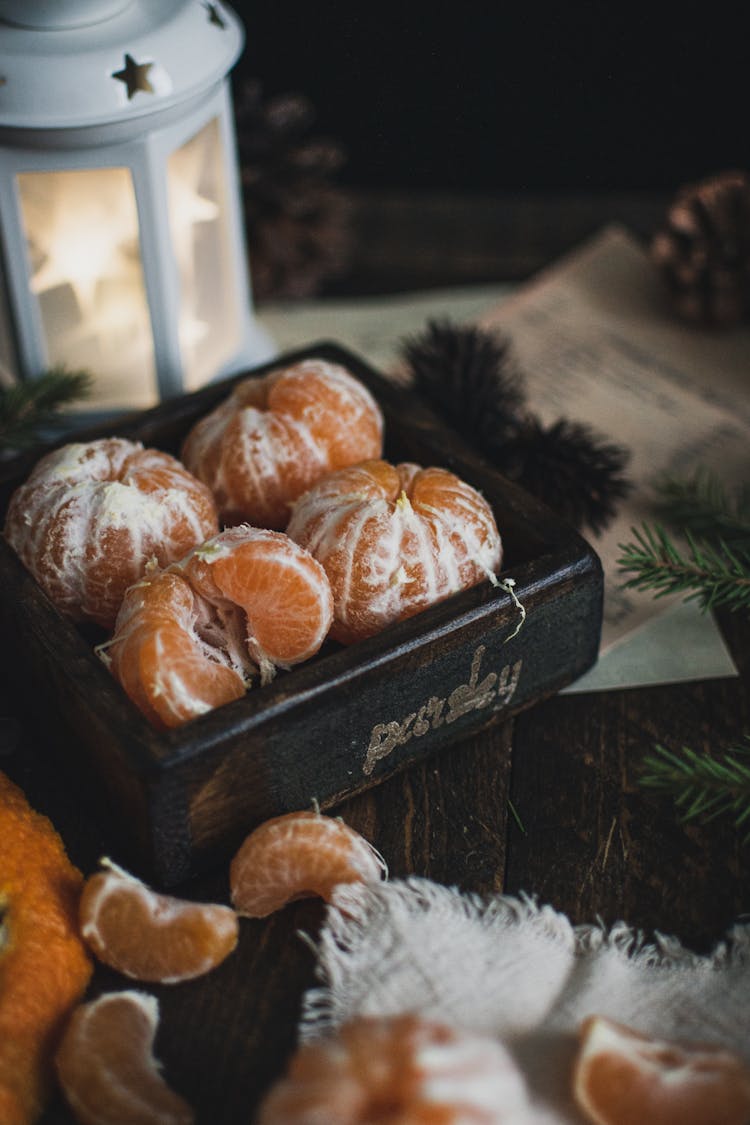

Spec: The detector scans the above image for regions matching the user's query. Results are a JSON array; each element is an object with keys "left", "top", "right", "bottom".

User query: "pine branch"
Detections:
[
  {"left": 640, "top": 737, "right": 750, "bottom": 841},
  {"left": 653, "top": 469, "right": 750, "bottom": 551},
  {"left": 0, "top": 367, "right": 92, "bottom": 452},
  {"left": 617, "top": 523, "right": 750, "bottom": 612}
]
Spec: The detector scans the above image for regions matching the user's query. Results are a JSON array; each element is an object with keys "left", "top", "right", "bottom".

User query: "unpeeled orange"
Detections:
[
  {"left": 4, "top": 437, "right": 219, "bottom": 630},
  {"left": 106, "top": 526, "right": 333, "bottom": 727},
  {"left": 572, "top": 1014, "right": 750, "bottom": 1125},
  {"left": 230, "top": 810, "right": 387, "bottom": 918},
  {"left": 181, "top": 358, "right": 384, "bottom": 529},
  {"left": 0, "top": 770, "right": 92, "bottom": 1125},
  {"left": 55, "top": 990, "right": 193, "bottom": 1125},
  {"left": 79, "top": 858, "right": 238, "bottom": 984},
  {"left": 286, "top": 459, "right": 503, "bottom": 643},
  {"left": 257, "top": 1013, "right": 532, "bottom": 1124}
]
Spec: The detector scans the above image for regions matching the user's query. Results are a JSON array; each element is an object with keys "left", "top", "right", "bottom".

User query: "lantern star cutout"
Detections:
[
  {"left": 112, "top": 53, "right": 155, "bottom": 100},
  {"left": 205, "top": 3, "right": 227, "bottom": 28}
]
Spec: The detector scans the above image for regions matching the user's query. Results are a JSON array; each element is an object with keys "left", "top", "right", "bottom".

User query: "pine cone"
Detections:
[
  {"left": 651, "top": 170, "right": 750, "bottom": 326},
  {"left": 233, "top": 80, "right": 353, "bottom": 301}
]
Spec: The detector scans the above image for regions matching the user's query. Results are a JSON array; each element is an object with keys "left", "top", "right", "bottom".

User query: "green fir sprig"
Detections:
[
  {"left": 652, "top": 469, "right": 750, "bottom": 552},
  {"left": 640, "top": 738, "right": 750, "bottom": 842},
  {"left": 618, "top": 471, "right": 750, "bottom": 613},
  {"left": 618, "top": 523, "right": 750, "bottom": 612},
  {"left": 0, "top": 367, "right": 92, "bottom": 453}
]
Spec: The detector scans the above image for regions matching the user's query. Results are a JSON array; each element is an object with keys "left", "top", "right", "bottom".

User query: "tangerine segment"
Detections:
[
  {"left": 106, "top": 570, "right": 250, "bottom": 729},
  {"left": 181, "top": 359, "right": 384, "bottom": 529},
  {"left": 286, "top": 459, "right": 503, "bottom": 644},
  {"left": 177, "top": 525, "right": 334, "bottom": 682},
  {"left": 4, "top": 438, "right": 219, "bottom": 630},
  {"left": 572, "top": 1014, "right": 750, "bottom": 1125},
  {"left": 0, "top": 770, "right": 92, "bottom": 1125},
  {"left": 55, "top": 990, "right": 194, "bottom": 1125},
  {"left": 230, "top": 810, "right": 387, "bottom": 918},
  {"left": 258, "top": 1013, "right": 531, "bottom": 1124},
  {"left": 79, "top": 858, "right": 239, "bottom": 984}
]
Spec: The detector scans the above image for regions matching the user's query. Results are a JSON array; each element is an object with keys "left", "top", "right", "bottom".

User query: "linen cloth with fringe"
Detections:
[{"left": 299, "top": 877, "right": 750, "bottom": 1124}]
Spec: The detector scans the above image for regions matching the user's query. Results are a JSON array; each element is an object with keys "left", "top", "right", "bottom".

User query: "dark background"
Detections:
[{"left": 233, "top": 5, "right": 747, "bottom": 196}]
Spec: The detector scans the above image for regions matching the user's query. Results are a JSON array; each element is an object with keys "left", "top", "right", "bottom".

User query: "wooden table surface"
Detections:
[{"left": 2, "top": 192, "right": 747, "bottom": 1124}]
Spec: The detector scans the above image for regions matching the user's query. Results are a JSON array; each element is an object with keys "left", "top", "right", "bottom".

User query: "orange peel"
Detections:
[{"left": 0, "top": 770, "right": 92, "bottom": 1124}]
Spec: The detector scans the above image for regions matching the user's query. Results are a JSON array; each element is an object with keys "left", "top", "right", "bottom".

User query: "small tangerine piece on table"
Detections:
[
  {"left": 79, "top": 857, "right": 239, "bottom": 983},
  {"left": 572, "top": 1014, "right": 750, "bottom": 1125},
  {"left": 229, "top": 810, "right": 387, "bottom": 918},
  {"left": 257, "top": 1012, "right": 532, "bottom": 1124},
  {"left": 0, "top": 769, "right": 92, "bottom": 1125},
  {"left": 55, "top": 990, "right": 194, "bottom": 1125}
]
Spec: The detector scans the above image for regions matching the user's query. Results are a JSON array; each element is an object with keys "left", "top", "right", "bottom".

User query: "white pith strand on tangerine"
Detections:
[
  {"left": 180, "top": 360, "right": 384, "bottom": 528},
  {"left": 230, "top": 811, "right": 387, "bottom": 917},
  {"left": 286, "top": 461, "right": 503, "bottom": 643},
  {"left": 55, "top": 991, "right": 194, "bottom": 1125},
  {"left": 4, "top": 438, "right": 218, "bottom": 629}
]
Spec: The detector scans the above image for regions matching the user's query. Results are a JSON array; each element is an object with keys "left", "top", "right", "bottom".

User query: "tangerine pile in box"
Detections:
[
  {"left": 0, "top": 343, "right": 603, "bottom": 883},
  {"left": 4, "top": 357, "right": 504, "bottom": 729}
]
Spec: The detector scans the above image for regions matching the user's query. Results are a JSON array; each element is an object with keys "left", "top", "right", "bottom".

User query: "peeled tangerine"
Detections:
[
  {"left": 4, "top": 437, "right": 218, "bottom": 630},
  {"left": 230, "top": 810, "right": 387, "bottom": 918},
  {"left": 258, "top": 1013, "right": 534, "bottom": 1124},
  {"left": 287, "top": 459, "right": 503, "bottom": 644},
  {"left": 79, "top": 858, "right": 238, "bottom": 984},
  {"left": 572, "top": 1014, "right": 750, "bottom": 1125},
  {"left": 181, "top": 358, "right": 384, "bottom": 529},
  {"left": 106, "top": 525, "right": 334, "bottom": 728},
  {"left": 55, "top": 991, "right": 193, "bottom": 1125}
]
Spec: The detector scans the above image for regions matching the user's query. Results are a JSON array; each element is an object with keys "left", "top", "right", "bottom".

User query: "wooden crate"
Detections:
[{"left": 0, "top": 343, "right": 603, "bottom": 885}]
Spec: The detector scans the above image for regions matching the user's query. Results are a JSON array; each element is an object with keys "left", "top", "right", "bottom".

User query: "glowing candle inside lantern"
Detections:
[{"left": 17, "top": 166, "right": 157, "bottom": 410}]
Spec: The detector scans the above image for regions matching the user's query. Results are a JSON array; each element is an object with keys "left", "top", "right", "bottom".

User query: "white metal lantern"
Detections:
[{"left": 0, "top": 0, "right": 274, "bottom": 415}]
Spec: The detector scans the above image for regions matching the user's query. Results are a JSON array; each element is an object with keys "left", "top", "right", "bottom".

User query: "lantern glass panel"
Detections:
[
  {"left": 0, "top": 259, "right": 17, "bottom": 384},
  {"left": 16, "top": 166, "right": 157, "bottom": 410},
  {"left": 167, "top": 116, "right": 241, "bottom": 392}
]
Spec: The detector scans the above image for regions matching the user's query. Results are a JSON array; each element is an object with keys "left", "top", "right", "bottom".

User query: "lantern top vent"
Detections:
[{"left": 0, "top": 0, "right": 243, "bottom": 132}]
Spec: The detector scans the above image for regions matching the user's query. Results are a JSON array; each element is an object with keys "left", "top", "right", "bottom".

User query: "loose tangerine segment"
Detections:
[
  {"left": 107, "top": 526, "right": 333, "bottom": 727},
  {"left": 79, "top": 858, "right": 239, "bottom": 984},
  {"left": 286, "top": 459, "right": 503, "bottom": 644},
  {"left": 229, "top": 810, "right": 387, "bottom": 918},
  {"left": 4, "top": 437, "right": 219, "bottom": 630},
  {"left": 181, "top": 359, "right": 384, "bottom": 529},
  {"left": 0, "top": 770, "right": 92, "bottom": 1125},
  {"left": 55, "top": 990, "right": 194, "bottom": 1125},
  {"left": 257, "top": 1013, "right": 531, "bottom": 1124},
  {"left": 572, "top": 1014, "right": 750, "bottom": 1125}
]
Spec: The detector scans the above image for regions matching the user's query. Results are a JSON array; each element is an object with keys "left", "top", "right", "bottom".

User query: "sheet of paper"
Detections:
[{"left": 481, "top": 225, "right": 747, "bottom": 682}]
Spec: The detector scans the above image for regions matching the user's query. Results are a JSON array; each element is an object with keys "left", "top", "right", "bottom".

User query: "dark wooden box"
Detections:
[{"left": 0, "top": 343, "right": 603, "bottom": 886}]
